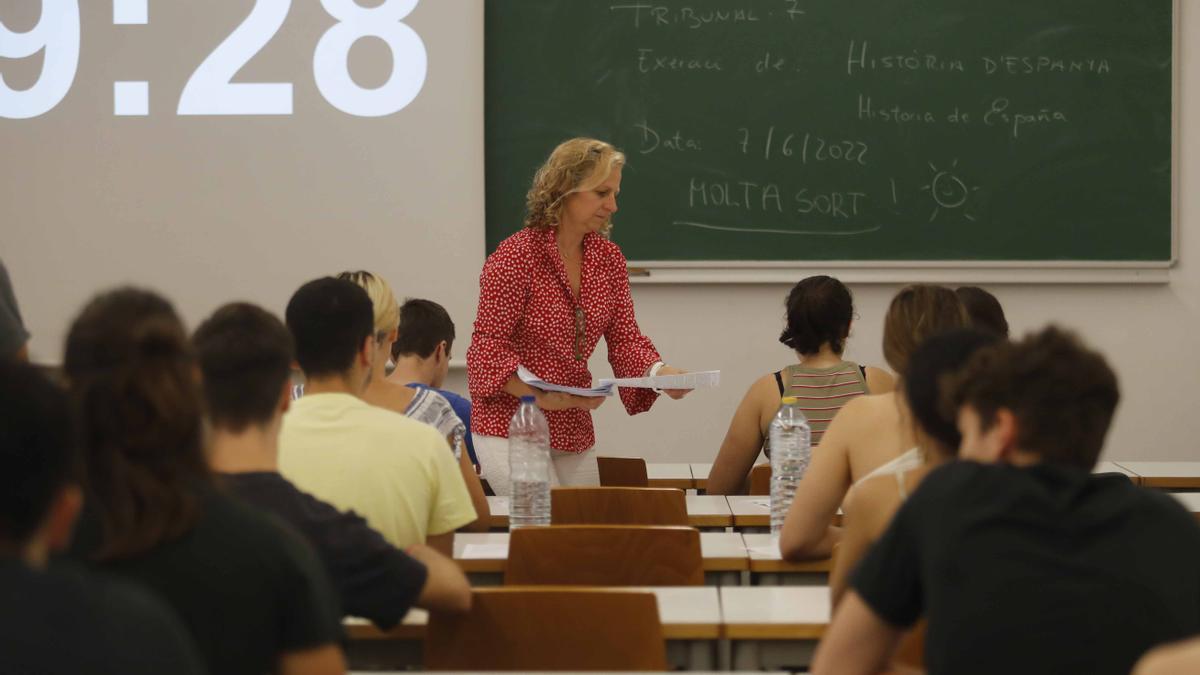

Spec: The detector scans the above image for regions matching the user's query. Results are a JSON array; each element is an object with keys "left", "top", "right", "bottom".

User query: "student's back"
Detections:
[
  {"left": 1, "top": 560, "right": 205, "bottom": 675},
  {"left": 854, "top": 462, "right": 1200, "bottom": 674},
  {"left": 0, "top": 360, "right": 204, "bottom": 675},
  {"left": 279, "top": 392, "right": 473, "bottom": 548},
  {"left": 68, "top": 486, "right": 341, "bottom": 675},
  {"left": 61, "top": 287, "right": 345, "bottom": 675}
]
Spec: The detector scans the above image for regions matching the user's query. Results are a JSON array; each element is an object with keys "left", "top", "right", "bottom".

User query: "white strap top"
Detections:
[{"left": 853, "top": 447, "right": 922, "bottom": 494}]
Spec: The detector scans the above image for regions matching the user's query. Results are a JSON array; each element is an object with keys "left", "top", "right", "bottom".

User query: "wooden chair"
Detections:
[
  {"left": 505, "top": 525, "right": 703, "bottom": 586},
  {"left": 425, "top": 587, "right": 668, "bottom": 671},
  {"left": 551, "top": 486, "right": 688, "bottom": 526},
  {"left": 597, "top": 456, "right": 649, "bottom": 487},
  {"left": 749, "top": 464, "right": 771, "bottom": 495}
]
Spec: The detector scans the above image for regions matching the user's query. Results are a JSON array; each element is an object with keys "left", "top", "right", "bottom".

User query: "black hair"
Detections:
[
  {"left": 285, "top": 277, "right": 374, "bottom": 378},
  {"left": 778, "top": 276, "right": 854, "bottom": 355},
  {"left": 904, "top": 328, "right": 1002, "bottom": 453},
  {"left": 392, "top": 298, "right": 456, "bottom": 360},
  {"left": 0, "top": 361, "right": 77, "bottom": 545},
  {"left": 193, "top": 303, "right": 294, "bottom": 432},
  {"left": 955, "top": 286, "right": 1009, "bottom": 337}
]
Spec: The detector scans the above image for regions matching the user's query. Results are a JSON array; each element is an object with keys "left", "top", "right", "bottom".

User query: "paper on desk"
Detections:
[
  {"left": 517, "top": 365, "right": 613, "bottom": 397},
  {"left": 599, "top": 370, "right": 721, "bottom": 390},
  {"left": 748, "top": 534, "right": 783, "bottom": 558},
  {"left": 461, "top": 543, "right": 509, "bottom": 559}
]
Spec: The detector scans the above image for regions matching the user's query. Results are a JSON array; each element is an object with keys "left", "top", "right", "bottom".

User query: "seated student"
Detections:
[
  {"left": 338, "top": 271, "right": 488, "bottom": 529},
  {"left": 779, "top": 285, "right": 968, "bottom": 559},
  {"left": 0, "top": 361, "right": 205, "bottom": 675},
  {"left": 829, "top": 328, "right": 1000, "bottom": 605},
  {"left": 62, "top": 288, "right": 345, "bottom": 675},
  {"left": 814, "top": 326, "right": 1200, "bottom": 675},
  {"left": 193, "top": 302, "right": 472, "bottom": 627},
  {"left": 0, "top": 258, "right": 29, "bottom": 361},
  {"left": 707, "top": 275, "right": 893, "bottom": 495},
  {"left": 278, "top": 278, "right": 476, "bottom": 554},
  {"left": 955, "top": 285, "right": 1009, "bottom": 337},
  {"left": 388, "top": 297, "right": 479, "bottom": 470}
]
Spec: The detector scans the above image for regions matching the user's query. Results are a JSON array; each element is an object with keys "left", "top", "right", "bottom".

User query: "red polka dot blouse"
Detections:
[{"left": 466, "top": 227, "right": 662, "bottom": 452}]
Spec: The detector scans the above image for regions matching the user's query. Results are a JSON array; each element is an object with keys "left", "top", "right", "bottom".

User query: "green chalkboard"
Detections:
[{"left": 484, "top": 0, "right": 1174, "bottom": 264}]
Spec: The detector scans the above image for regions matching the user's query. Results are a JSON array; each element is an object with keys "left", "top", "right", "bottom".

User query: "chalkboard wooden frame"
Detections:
[{"left": 486, "top": 0, "right": 1179, "bottom": 284}]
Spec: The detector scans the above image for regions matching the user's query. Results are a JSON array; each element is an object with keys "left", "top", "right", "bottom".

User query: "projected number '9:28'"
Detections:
[{"left": 0, "top": 0, "right": 427, "bottom": 119}]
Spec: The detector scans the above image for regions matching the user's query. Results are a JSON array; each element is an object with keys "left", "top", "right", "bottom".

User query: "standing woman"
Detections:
[{"left": 467, "top": 138, "right": 688, "bottom": 495}]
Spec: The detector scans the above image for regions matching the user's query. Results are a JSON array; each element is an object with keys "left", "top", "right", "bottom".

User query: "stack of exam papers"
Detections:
[{"left": 516, "top": 365, "right": 720, "bottom": 397}]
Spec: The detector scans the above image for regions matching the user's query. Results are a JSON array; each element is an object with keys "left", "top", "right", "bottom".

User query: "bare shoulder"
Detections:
[
  {"left": 836, "top": 391, "right": 896, "bottom": 422},
  {"left": 844, "top": 472, "right": 905, "bottom": 536},
  {"left": 863, "top": 366, "right": 895, "bottom": 394}
]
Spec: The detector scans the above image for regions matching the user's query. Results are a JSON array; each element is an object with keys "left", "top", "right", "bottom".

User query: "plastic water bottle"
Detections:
[
  {"left": 770, "top": 396, "right": 812, "bottom": 536},
  {"left": 508, "top": 395, "right": 551, "bottom": 528}
]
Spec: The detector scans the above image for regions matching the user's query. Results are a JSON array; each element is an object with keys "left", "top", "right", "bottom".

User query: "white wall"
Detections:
[{"left": 4, "top": 1, "right": 1197, "bottom": 462}]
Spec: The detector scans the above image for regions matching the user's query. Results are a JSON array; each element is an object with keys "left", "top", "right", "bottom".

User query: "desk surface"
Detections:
[
  {"left": 646, "top": 462, "right": 695, "bottom": 489},
  {"left": 453, "top": 531, "right": 752, "bottom": 573},
  {"left": 719, "top": 586, "right": 831, "bottom": 639},
  {"left": 741, "top": 533, "right": 833, "bottom": 573},
  {"left": 484, "top": 495, "right": 733, "bottom": 529},
  {"left": 346, "top": 586, "right": 722, "bottom": 640},
  {"left": 691, "top": 462, "right": 714, "bottom": 490},
  {"left": 1114, "top": 462, "right": 1200, "bottom": 488}
]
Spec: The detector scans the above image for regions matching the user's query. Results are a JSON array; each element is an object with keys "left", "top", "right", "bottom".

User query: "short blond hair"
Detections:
[
  {"left": 336, "top": 270, "right": 400, "bottom": 341},
  {"left": 525, "top": 138, "right": 626, "bottom": 235}
]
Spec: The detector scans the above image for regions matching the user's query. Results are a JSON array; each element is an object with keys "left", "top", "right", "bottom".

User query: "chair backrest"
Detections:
[
  {"left": 597, "top": 456, "right": 649, "bottom": 487},
  {"left": 505, "top": 525, "right": 704, "bottom": 586},
  {"left": 749, "top": 464, "right": 771, "bottom": 495},
  {"left": 551, "top": 486, "right": 688, "bottom": 526},
  {"left": 425, "top": 587, "right": 668, "bottom": 671}
]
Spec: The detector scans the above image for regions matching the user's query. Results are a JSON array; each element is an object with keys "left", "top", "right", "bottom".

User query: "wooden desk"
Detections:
[
  {"left": 646, "top": 462, "right": 695, "bottom": 489},
  {"left": 726, "top": 496, "right": 843, "bottom": 529},
  {"left": 1113, "top": 462, "right": 1200, "bottom": 489},
  {"left": 453, "top": 531, "right": 751, "bottom": 579},
  {"left": 1095, "top": 461, "right": 1142, "bottom": 485},
  {"left": 742, "top": 533, "right": 832, "bottom": 585},
  {"left": 687, "top": 495, "right": 734, "bottom": 528},
  {"left": 345, "top": 587, "right": 722, "bottom": 670},
  {"left": 691, "top": 462, "right": 713, "bottom": 491},
  {"left": 484, "top": 495, "right": 732, "bottom": 529},
  {"left": 720, "top": 586, "right": 831, "bottom": 671},
  {"left": 726, "top": 495, "right": 772, "bottom": 528}
]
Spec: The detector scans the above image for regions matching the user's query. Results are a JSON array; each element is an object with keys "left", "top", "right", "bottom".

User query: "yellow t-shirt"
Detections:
[{"left": 279, "top": 392, "right": 476, "bottom": 548}]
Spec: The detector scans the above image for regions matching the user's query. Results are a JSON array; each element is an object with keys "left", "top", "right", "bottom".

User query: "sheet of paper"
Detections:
[
  {"left": 461, "top": 543, "right": 509, "bottom": 559},
  {"left": 516, "top": 365, "right": 613, "bottom": 397},
  {"left": 600, "top": 370, "right": 721, "bottom": 390}
]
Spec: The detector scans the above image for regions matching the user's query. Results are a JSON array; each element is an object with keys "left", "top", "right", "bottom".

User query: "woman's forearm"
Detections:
[{"left": 502, "top": 375, "right": 538, "bottom": 400}]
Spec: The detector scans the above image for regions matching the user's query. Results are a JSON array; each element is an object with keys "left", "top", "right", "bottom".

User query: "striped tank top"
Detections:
[{"left": 770, "top": 361, "right": 870, "bottom": 449}]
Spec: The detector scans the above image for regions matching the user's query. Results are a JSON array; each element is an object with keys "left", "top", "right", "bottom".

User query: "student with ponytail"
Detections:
[
  {"left": 707, "top": 276, "right": 893, "bottom": 495},
  {"left": 63, "top": 288, "right": 346, "bottom": 675}
]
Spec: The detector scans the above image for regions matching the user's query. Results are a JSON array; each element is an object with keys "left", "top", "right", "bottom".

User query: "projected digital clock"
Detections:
[{"left": 0, "top": 0, "right": 428, "bottom": 119}]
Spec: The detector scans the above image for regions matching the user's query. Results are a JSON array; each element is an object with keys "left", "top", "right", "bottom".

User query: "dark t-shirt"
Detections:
[
  {"left": 0, "top": 559, "right": 206, "bottom": 675},
  {"left": 67, "top": 486, "right": 342, "bottom": 675},
  {"left": 852, "top": 461, "right": 1200, "bottom": 675},
  {"left": 221, "top": 471, "right": 428, "bottom": 628}
]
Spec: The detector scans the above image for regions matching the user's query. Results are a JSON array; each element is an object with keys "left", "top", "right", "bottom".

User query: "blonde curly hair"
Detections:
[{"left": 524, "top": 138, "right": 626, "bottom": 236}]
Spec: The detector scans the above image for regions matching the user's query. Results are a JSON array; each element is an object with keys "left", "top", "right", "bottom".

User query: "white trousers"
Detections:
[{"left": 473, "top": 433, "right": 599, "bottom": 497}]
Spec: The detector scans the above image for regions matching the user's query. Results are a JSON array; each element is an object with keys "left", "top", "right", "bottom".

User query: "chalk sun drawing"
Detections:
[{"left": 921, "top": 159, "right": 979, "bottom": 222}]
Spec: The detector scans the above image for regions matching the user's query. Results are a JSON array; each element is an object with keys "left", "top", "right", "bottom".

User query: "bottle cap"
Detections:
[
  {"left": 521, "top": 395, "right": 536, "bottom": 404},
  {"left": 781, "top": 396, "right": 799, "bottom": 405}
]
